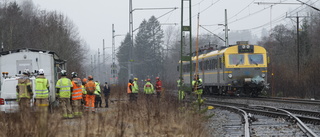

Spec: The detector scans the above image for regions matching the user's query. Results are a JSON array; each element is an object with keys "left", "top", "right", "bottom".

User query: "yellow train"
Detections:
[{"left": 181, "top": 41, "right": 268, "bottom": 96}]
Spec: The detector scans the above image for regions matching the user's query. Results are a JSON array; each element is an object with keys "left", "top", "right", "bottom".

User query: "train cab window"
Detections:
[
  {"left": 248, "top": 54, "right": 264, "bottom": 65},
  {"left": 229, "top": 54, "right": 244, "bottom": 65}
]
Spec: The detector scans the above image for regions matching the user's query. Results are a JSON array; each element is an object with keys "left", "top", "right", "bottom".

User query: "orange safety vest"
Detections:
[
  {"left": 85, "top": 80, "right": 96, "bottom": 95},
  {"left": 72, "top": 78, "right": 83, "bottom": 100},
  {"left": 127, "top": 83, "right": 133, "bottom": 93}
]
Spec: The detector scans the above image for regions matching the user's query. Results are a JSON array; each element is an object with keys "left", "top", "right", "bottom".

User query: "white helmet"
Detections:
[
  {"left": 61, "top": 70, "right": 67, "bottom": 76},
  {"left": 23, "top": 69, "right": 29, "bottom": 75},
  {"left": 71, "top": 72, "right": 77, "bottom": 78},
  {"left": 39, "top": 69, "right": 44, "bottom": 75}
]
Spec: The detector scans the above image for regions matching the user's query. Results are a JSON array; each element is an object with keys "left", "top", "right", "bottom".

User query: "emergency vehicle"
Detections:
[{"left": 0, "top": 48, "right": 66, "bottom": 113}]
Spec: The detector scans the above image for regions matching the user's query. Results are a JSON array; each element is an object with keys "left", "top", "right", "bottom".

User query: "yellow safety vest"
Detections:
[
  {"left": 35, "top": 77, "right": 49, "bottom": 98},
  {"left": 56, "top": 77, "right": 72, "bottom": 98}
]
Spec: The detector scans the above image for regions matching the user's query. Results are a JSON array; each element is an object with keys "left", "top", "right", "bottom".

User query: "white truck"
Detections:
[{"left": 0, "top": 48, "right": 66, "bottom": 113}]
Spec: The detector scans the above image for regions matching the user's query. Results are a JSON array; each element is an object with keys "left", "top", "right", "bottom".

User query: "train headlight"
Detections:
[
  {"left": 261, "top": 73, "right": 266, "bottom": 78},
  {"left": 228, "top": 74, "right": 232, "bottom": 79}
]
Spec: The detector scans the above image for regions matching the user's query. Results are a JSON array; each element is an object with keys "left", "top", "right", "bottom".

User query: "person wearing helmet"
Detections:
[
  {"left": 85, "top": 75, "right": 96, "bottom": 112},
  {"left": 143, "top": 79, "right": 154, "bottom": 95},
  {"left": 35, "top": 69, "right": 50, "bottom": 109},
  {"left": 127, "top": 79, "right": 134, "bottom": 102},
  {"left": 155, "top": 77, "right": 162, "bottom": 98},
  {"left": 55, "top": 70, "right": 73, "bottom": 118},
  {"left": 192, "top": 75, "right": 203, "bottom": 99},
  {"left": 177, "top": 77, "right": 185, "bottom": 101},
  {"left": 16, "top": 69, "right": 33, "bottom": 111},
  {"left": 81, "top": 78, "right": 88, "bottom": 105},
  {"left": 34, "top": 69, "right": 50, "bottom": 135},
  {"left": 94, "top": 81, "right": 102, "bottom": 108},
  {"left": 71, "top": 72, "right": 83, "bottom": 117},
  {"left": 131, "top": 78, "right": 139, "bottom": 101}
]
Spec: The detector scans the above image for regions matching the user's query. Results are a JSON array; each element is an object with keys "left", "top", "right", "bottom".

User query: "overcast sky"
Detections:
[{"left": 29, "top": 0, "right": 319, "bottom": 58}]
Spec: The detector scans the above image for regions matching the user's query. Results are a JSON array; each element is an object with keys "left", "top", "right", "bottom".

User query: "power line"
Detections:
[
  {"left": 229, "top": 6, "right": 271, "bottom": 25},
  {"left": 183, "top": 0, "right": 221, "bottom": 22},
  {"left": 297, "top": 0, "right": 320, "bottom": 11},
  {"left": 228, "top": 0, "right": 256, "bottom": 21}
]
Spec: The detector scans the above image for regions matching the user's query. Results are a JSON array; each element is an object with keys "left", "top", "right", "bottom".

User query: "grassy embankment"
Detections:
[{"left": 0, "top": 86, "right": 210, "bottom": 137}]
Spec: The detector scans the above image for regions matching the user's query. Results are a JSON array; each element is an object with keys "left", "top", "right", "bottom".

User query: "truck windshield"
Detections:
[
  {"left": 229, "top": 54, "right": 244, "bottom": 66},
  {"left": 248, "top": 54, "right": 264, "bottom": 65}
]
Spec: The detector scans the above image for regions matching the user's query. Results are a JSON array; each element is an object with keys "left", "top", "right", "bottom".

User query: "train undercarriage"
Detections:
[{"left": 204, "top": 84, "right": 266, "bottom": 97}]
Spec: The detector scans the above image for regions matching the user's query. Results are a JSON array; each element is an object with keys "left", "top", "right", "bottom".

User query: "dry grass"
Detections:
[{"left": 0, "top": 86, "right": 209, "bottom": 137}]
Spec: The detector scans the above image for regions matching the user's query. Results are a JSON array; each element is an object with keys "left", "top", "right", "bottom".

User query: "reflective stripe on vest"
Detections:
[
  {"left": 18, "top": 78, "right": 32, "bottom": 98},
  {"left": 132, "top": 81, "right": 139, "bottom": 93},
  {"left": 144, "top": 82, "right": 154, "bottom": 94},
  {"left": 35, "top": 78, "right": 49, "bottom": 98},
  {"left": 82, "top": 85, "right": 87, "bottom": 94},
  {"left": 72, "top": 81, "right": 83, "bottom": 100},
  {"left": 94, "top": 82, "right": 101, "bottom": 95},
  {"left": 56, "top": 78, "right": 72, "bottom": 98},
  {"left": 18, "top": 83, "right": 30, "bottom": 98}
]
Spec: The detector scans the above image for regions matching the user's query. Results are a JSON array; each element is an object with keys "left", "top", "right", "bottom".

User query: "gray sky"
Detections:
[{"left": 30, "top": 0, "right": 319, "bottom": 59}]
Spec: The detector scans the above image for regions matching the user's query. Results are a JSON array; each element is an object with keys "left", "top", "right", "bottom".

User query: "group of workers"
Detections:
[
  {"left": 16, "top": 69, "right": 111, "bottom": 119},
  {"left": 16, "top": 67, "right": 203, "bottom": 117},
  {"left": 177, "top": 75, "right": 203, "bottom": 101},
  {"left": 127, "top": 77, "right": 162, "bottom": 101}
]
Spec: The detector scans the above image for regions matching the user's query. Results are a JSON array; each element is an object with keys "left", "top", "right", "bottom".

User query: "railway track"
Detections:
[
  {"left": 206, "top": 101, "right": 320, "bottom": 137},
  {"left": 204, "top": 95, "right": 320, "bottom": 105}
]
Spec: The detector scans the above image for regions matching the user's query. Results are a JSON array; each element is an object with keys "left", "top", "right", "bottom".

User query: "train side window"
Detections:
[
  {"left": 211, "top": 59, "right": 214, "bottom": 70},
  {"left": 213, "top": 59, "right": 217, "bottom": 69}
]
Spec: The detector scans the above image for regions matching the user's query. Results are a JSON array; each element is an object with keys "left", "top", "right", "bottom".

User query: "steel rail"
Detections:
[
  {"left": 205, "top": 103, "right": 250, "bottom": 137},
  {"left": 206, "top": 100, "right": 320, "bottom": 123},
  {"left": 252, "top": 105, "right": 319, "bottom": 137}
]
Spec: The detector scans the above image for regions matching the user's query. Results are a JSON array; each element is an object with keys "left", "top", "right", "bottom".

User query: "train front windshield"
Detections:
[
  {"left": 229, "top": 54, "right": 244, "bottom": 65},
  {"left": 248, "top": 54, "right": 264, "bottom": 65},
  {"left": 228, "top": 54, "right": 265, "bottom": 66}
]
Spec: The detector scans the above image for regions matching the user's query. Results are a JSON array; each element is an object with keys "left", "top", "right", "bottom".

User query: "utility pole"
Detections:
[
  {"left": 129, "top": 1, "right": 177, "bottom": 81},
  {"left": 91, "top": 55, "right": 93, "bottom": 75},
  {"left": 103, "top": 39, "right": 106, "bottom": 82},
  {"left": 180, "top": 0, "right": 192, "bottom": 92},
  {"left": 98, "top": 48, "right": 100, "bottom": 82},
  {"left": 286, "top": 12, "right": 308, "bottom": 95},
  {"left": 224, "top": 9, "right": 229, "bottom": 47},
  {"left": 112, "top": 24, "right": 117, "bottom": 84},
  {"left": 129, "top": 0, "right": 133, "bottom": 80},
  {"left": 218, "top": 9, "right": 229, "bottom": 47}
]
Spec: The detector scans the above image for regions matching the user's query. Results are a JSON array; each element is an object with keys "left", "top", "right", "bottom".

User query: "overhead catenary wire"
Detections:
[
  {"left": 183, "top": 0, "right": 221, "bottom": 22},
  {"left": 234, "top": 0, "right": 318, "bottom": 34},
  {"left": 210, "top": 0, "right": 317, "bottom": 38},
  {"left": 228, "top": 0, "right": 256, "bottom": 21}
]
